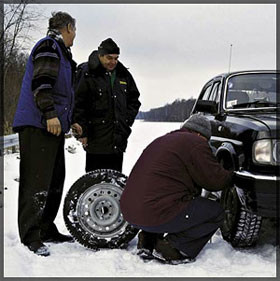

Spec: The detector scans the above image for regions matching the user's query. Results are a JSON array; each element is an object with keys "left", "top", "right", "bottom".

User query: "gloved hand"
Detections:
[{"left": 71, "top": 123, "right": 83, "bottom": 138}]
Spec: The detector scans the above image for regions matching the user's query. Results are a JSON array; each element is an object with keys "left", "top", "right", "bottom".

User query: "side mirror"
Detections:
[{"left": 194, "top": 100, "right": 218, "bottom": 114}]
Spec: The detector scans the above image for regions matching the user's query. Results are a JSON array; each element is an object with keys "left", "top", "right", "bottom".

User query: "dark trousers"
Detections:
[
  {"left": 133, "top": 197, "right": 225, "bottom": 259},
  {"left": 18, "top": 127, "right": 65, "bottom": 244},
  {"left": 85, "top": 152, "right": 123, "bottom": 173}
]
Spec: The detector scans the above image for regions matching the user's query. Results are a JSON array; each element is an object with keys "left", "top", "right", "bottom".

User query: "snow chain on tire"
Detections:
[
  {"left": 230, "top": 206, "right": 262, "bottom": 247},
  {"left": 63, "top": 169, "right": 139, "bottom": 250},
  {"left": 221, "top": 186, "right": 262, "bottom": 247}
]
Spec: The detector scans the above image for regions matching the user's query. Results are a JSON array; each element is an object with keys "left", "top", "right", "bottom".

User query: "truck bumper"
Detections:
[{"left": 234, "top": 170, "right": 279, "bottom": 217}]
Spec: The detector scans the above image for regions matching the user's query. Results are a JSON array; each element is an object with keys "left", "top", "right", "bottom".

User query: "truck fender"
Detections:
[{"left": 215, "top": 142, "right": 238, "bottom": 171}]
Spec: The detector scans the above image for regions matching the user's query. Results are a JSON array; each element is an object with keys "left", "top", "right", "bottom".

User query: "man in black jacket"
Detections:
[{"left": 72, "top": 38, "right": 141, "bottom": 172}]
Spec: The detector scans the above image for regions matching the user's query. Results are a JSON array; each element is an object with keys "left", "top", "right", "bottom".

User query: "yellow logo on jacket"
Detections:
[{"left": 120, "top": 81, "right": 127, "bottom": 85}]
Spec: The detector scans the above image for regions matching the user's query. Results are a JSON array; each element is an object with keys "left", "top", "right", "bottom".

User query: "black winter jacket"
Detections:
[{"left": 73, "top": 51, "right": 141, "bottom": 154}]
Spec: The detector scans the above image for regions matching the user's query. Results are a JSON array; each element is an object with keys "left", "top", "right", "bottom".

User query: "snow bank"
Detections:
[{"left": 3, "top": 121, "right": 277, "bottom": 277}]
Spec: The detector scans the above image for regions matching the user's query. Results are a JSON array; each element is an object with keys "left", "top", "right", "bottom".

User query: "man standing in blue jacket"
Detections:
[{"left": 13, "top": 12, "right": 77, "bottom": 256}]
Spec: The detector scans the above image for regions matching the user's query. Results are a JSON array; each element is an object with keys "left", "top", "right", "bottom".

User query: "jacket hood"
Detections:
[{"left": 88, "top": 50, "right": 127, "bottom": 74}]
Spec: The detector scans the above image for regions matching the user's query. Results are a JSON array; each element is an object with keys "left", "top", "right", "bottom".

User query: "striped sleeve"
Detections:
[{"left": 31, "top": 39, "right": 60, "bottom": 119}]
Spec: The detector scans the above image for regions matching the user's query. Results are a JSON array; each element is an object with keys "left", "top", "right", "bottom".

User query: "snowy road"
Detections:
[{"left": 3, "top": 121, "right": 277, "bottom": 277}]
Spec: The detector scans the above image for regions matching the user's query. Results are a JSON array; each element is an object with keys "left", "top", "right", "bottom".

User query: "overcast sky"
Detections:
[{"left": 28, "top": 4, "right": 276, "bottom": 111}]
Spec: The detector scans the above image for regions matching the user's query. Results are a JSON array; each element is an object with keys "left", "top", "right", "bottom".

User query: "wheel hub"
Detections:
[
  {"left": 89, "top": 195, "right": 120, "bottom": 226},
  {"left": 76, "top": 183, "right": 126, "bottom": 238}
]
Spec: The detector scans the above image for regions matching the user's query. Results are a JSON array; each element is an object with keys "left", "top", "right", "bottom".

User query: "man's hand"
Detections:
[
  {"left": 78, "top": 137, "right": 88, "bottom": 147},
  {"left": 47, "top": 117, "right": 62, "bottom": 136},
  {"left": 71, "top": 123, "right": 83, "bottom": 137}
]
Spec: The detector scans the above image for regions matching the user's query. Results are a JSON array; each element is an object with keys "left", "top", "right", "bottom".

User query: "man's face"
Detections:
[
  {"left": 68, "top": 24, "right": 76, "bottom": 47},
  {"left": 63, "top": 23, "right": 76, "bottom": 47},
  {"left": 99, "top": 54, "right": 119, "bottom": 71}
]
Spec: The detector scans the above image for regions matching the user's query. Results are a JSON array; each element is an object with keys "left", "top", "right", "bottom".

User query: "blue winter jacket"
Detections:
[{"left": 13, "top": 36, "right": 74, "bottom": 133}]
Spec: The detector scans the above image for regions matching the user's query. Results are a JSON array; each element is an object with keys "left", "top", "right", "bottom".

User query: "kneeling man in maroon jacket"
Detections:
[{"left": 120, "top": 114, "right": 233, "bottom": 264}]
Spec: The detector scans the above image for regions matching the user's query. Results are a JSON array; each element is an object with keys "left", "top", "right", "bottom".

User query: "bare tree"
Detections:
[
  {"left": 3, "top": 1, "right": 42, "bottom": 80},
  {"left": 1, "top": 0, "right": 44, "bottom": 134}
]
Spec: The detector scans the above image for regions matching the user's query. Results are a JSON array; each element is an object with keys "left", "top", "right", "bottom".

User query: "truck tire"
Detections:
[
  {"left": 63, "top": 169, "right": 138, "bottom": 250},
  {"left": 220, "top": 186, "right": 262, "bottom": 247}
]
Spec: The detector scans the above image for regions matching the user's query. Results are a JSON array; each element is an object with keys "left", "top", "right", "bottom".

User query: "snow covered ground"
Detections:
[{"left": 3, "top": 120, "right": 278, "bottom": 277}]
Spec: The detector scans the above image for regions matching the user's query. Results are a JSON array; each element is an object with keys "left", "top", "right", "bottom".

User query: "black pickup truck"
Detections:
[{"left": 192, "top": 70, "right": 279, "bottom": 247}]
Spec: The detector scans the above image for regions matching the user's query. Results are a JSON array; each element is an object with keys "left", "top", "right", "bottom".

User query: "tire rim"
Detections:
[{"left": 76, "top": 183, "right": 127, "bottom": 238}]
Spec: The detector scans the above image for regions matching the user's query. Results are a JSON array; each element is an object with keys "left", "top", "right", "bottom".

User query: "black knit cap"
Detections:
[{"left": 98, "top": 38, "right": 120, "bottom": 55}]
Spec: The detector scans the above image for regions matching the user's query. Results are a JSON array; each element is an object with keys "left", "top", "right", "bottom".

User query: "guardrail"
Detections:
[
  {"left": 0, "top": 132, "right": 73, "bottom": 155},
  {"left": 0, "top": 133, "right": 19, "bottom": 155}
]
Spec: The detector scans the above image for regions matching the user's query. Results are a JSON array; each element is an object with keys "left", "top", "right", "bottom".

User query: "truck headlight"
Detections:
[
  {"left": 272, "top": 141, "right": 280, "bottom": 164},
  {"left": 253, "top": 139, "right": 280, "bottom": 165}
]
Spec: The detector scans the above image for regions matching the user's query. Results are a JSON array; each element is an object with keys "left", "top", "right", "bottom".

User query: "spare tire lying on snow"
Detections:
[{"left": 63, "top": 169, "right": 138, "bottom": 250}]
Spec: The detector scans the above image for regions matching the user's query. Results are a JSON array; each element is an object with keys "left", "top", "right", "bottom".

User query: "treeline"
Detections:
[{"left": 137, "top": 98, "right": 196, "bottom": 122}]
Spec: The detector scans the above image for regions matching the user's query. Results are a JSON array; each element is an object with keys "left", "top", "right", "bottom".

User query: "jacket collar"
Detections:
[
  {"left": 88, "top": 50, "right": 127, "bottom": 75},
  {"left": 47, "top": 29, "right": 77, "bottom": 71}
]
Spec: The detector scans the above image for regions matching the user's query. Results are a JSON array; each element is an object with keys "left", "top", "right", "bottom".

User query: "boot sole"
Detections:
[
  {"left": 152, "top": 250, "right": 195, "bottom": 265},
  {"left": 137, "top": 248, "right": 154, "bottom": 260},
  {"left": 28, "top": 246, "right": 50, "bottom": 257}
]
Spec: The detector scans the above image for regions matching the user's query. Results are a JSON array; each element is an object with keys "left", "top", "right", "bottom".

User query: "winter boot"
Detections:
[
  {"left": 152, "top": 238, "right": 195, "bottom": 265},
  {"left": 137, "top": 231, "right": 161, "bottom": 260},
  {"left": 26, "top": 241, "right": 50, "bottom": 257}
]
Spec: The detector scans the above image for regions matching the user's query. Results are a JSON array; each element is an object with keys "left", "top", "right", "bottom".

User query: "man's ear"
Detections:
[{"left": 67, "top": 23, "right": 72, "bottom": 33}]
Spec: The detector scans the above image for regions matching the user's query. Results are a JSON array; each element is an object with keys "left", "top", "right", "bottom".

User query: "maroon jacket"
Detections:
[{"left": 120, "top": 128, "right": 233, "bottom": 226}]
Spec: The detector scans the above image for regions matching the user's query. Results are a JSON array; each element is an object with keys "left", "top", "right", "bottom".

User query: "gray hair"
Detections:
[{"left": 48, "top": 11, "right": 76, "bottom": 31}]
